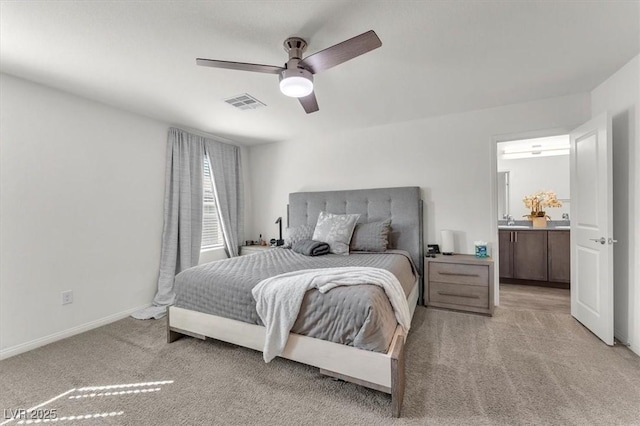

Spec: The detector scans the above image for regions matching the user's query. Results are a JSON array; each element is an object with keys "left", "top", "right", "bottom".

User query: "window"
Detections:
[{"left": 202, "top": 154, "right": 224, "bottom": 249}]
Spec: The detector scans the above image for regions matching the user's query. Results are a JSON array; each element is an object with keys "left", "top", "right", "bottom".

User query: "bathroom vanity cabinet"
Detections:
[
  {"left": 547, "top": 231, "right": 570, "bottom": 283},
  {"left": 499, "top": 229, "right": 570, "bottom": 288}
]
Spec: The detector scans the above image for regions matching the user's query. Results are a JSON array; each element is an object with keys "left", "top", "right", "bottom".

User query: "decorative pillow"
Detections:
[
  {"left": 350, "top": 219, "right": 392, "bottom": 252},
  {"left": 284, "top": 224, "right": 315, "bottom": 248},
  {"left": 312, "top": 211, "right": 360, "bottom": 255}
]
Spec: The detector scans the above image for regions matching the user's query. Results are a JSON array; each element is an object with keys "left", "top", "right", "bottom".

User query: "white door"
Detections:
[{"left": 570, "top": 112, "right": 614, "bottom": 345}]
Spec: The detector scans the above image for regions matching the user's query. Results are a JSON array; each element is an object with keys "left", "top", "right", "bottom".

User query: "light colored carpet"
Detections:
[
  {"left": 499, "top": 284, "right": 571, "bottom": 314},
  {"left": 1, "top": 306, "right": 639, "bottom": 425}
]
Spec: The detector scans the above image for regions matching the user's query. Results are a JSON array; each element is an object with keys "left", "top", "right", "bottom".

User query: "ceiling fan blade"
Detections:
[
  {"left": 196, "top": 58, "right": 284, "bottom": 75},
  {"left": 298, "top": 92, "right": 319, "bottom": 114},
  {"left": 299, "top": 30, "right": 382, "bottom": 74}
]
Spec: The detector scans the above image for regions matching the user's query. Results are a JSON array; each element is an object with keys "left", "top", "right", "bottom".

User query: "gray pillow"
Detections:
[
  {"left": 284, "top": 224, "right": 315, "bottom": 248},
  {"left": 350, "top": 219, "right": 392, "bottom": 252},
  {"left": 312, "top": 211, "right": 360, "bottom": 255}
]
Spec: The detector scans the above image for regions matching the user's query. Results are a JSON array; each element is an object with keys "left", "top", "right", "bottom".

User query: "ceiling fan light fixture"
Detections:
[
  {"left": 197, "top": 30, "right": 382, "bottom": 112},
  {"left": 279, "top": 68, "right": 313, "bottom": 98}
]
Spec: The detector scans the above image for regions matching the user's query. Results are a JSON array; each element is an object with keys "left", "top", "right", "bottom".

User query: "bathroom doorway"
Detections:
[{"left": 495, "top": 134, "right": 571, "bottom": 313}]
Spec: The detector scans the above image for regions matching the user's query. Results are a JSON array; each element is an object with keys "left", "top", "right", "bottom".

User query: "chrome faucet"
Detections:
[
  {"left": 562, "top": 213, "right": 570, "bottom": 220},
  {"left": 507, "top": 215, "right": 515, "bottom": 226}
]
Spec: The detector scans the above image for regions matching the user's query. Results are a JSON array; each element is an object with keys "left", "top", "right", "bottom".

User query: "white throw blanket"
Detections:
[{"left": 251, "top": 267, "right": 411, "bottom": 363}]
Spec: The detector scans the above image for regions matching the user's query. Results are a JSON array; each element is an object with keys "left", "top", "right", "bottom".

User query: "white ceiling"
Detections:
[{"left": 1, "top": 1, "right": 638, "bottom": 146}]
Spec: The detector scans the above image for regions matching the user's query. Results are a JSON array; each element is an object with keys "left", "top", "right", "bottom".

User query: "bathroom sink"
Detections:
[
  {"left": 554, "top": 225, "right": 571, "bottom": 229},
  {"left": 498, "top": 225, "right": 531, "bottom": 229}
]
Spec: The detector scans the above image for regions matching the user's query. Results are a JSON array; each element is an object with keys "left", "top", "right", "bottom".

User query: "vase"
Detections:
[{"left": 531, "top": 216, "right": 547, "bottom": 228}]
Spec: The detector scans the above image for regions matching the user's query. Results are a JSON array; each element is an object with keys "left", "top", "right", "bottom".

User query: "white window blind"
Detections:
[{"left": 202, "top": 154, "right": 224, "bottom": 249}]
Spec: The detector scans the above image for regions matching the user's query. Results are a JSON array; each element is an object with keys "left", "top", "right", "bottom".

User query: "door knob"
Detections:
[
  {"left": 590, "top": 237, "right": 606, "bottom": 245},
  {"left": 608, "top": 238, "right": 618, "bottom": 244}
]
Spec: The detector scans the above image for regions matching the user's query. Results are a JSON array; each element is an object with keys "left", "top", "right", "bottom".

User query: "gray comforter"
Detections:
[{"left": 174, "top": 249, "right": 416, "bottom": 353}]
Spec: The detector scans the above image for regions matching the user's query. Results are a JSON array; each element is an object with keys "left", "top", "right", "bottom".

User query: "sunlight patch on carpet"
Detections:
[{"left": 2, "top": 381, "right": 174, "bottom": 425}]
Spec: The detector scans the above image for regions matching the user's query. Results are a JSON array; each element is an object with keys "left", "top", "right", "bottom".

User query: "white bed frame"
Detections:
[
  {"left": 167, "top": 187, "right": 423, "bottom": 417},
  {"left": 167, "top": 280, "right": 418, "bottom": 417}
]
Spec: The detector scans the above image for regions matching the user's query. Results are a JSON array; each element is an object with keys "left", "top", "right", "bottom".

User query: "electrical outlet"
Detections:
[{"left": 61, "top": 290, "right": 73, "bottom": 305}]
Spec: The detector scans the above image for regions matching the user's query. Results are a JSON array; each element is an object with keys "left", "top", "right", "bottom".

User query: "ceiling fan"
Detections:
[{"left": 196, "top": 30, "right": 382, "bottom": 114}]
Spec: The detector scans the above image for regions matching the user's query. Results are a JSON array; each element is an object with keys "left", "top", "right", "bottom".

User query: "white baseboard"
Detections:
[{"left": 0, "top": 304, "right": 151, "bottom": 360}]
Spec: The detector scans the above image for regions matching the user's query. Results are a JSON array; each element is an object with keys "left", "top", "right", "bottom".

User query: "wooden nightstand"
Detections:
[
  {"left": 240, "top": 245, "right": 274, "bottom": 256},
  {"left": 425, "top": 254, "right": 494, "bottom": 316}
]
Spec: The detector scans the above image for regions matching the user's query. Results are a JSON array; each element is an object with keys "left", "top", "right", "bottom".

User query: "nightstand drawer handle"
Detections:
[
  {"left": 437, "top": 291, "right": 480, "bottom": 299},
  {"left": 438, "top": 272, "right": 480, "bottom": 278}
]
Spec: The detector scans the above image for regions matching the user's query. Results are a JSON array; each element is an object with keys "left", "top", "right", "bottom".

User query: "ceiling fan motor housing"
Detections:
[{"left": 279, "top": 67, "right": 313, "bottom": 83}]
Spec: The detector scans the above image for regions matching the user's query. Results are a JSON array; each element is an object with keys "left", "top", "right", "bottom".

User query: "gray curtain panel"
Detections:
[
  {"left": 204, "top": 140, "right": 244, "bottom": 257},
  {"left": 132, "top": 128, "right": 204, "bottom": 320}
]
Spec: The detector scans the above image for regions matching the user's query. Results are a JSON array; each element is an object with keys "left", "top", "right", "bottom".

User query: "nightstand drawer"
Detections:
[
  {"left": 428, "top": 262, "right": 488, "bottom": 287},
  {"left": 429, "top": 281, "right": 490, "bottom": 309}
]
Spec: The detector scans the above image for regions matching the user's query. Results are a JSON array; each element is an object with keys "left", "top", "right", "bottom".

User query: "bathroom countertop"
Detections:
[
  {"left": 498, "top": 226, "right": 570, "bottom": 231},
  {"left": 497, "top": 220, "right": 570, "bottom": 231}
]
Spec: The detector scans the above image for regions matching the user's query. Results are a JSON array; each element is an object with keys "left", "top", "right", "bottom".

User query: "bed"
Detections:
[{"left": 167, "top": 186, "right": 424, "bottom": 417}]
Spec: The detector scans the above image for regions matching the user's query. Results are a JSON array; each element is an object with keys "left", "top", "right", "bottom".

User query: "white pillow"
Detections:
[{"left": 312, "top": 211, "right": 360, "bottom": 255}]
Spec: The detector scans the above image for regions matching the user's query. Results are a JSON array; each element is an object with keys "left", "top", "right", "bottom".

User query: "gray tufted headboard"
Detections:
[{"left": 288, "top": 186, "right": 424, "bottom": 292}]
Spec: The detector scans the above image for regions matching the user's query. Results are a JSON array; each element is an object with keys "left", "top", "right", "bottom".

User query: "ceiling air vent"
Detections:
[{"left": 224, "top": 93, "right": 266, "bottom": 111}]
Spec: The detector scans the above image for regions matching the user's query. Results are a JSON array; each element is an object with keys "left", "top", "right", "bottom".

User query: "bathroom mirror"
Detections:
[
  {"left": 497, "top": 171, "right": 510, "bottom": 220},
  {"left": 497, "top": 137, "right": 571, "bottom": 220}
]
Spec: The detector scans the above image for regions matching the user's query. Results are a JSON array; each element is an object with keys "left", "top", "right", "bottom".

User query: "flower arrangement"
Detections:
[{"left": 522, "top": 190, "right": 563, "bottom": 218}]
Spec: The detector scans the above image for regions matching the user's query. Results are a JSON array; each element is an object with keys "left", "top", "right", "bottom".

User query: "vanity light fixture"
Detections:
[
  {"left": 499, "top": 134, "right": 570, "bottom": 160},
  {"left": 502, "top": 145, "right": 570, "bottom": 160}
]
